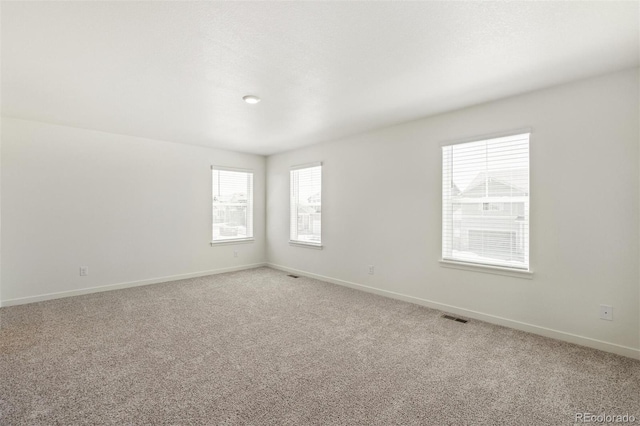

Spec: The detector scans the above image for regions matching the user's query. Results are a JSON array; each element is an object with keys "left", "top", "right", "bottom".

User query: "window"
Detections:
[
  {"left": 442, "top": 132, "right": 529, "bottom": 270},
  {"left": 290, "top": 163, "right": 322, "bottom": 247},
  {"left": 211, "top": 166, "right": 253, "bottom": 243}
]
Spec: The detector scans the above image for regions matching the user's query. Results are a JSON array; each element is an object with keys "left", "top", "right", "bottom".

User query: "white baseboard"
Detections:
[
  {"left": 267, "top": 263, "right": 640, "bottom": 360},
  {"left": 0, "top": 263, "right": 267, "bottom": 307}
]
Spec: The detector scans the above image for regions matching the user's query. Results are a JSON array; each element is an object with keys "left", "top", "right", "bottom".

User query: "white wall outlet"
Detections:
[
  {"left": 79, "top": 266, "right": 89, "bottom": 276},
  {"left": 368, "top": 265, "right": 375, "bottom": 275},
  {"left": 233, "top": 250, "right": 238, "bottom": 258},
  {"left": 600, "top": 305, "right": 613, "bottom": 321}
]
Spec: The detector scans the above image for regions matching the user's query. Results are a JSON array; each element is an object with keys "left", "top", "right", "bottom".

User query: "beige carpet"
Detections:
[{"left": 1, "top": 267, "right": 638, "bottom": 425}]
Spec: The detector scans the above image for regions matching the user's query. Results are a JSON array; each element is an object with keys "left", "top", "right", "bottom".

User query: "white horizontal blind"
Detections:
[
  {"left": 442, "top": 133, "right": 530, "bottom": 270},
  {"left": 212, "top": 167, "right": 253, "bottom": 242},
  {"left": 290, "top": 164, "right": 322, "bottom": 245}
]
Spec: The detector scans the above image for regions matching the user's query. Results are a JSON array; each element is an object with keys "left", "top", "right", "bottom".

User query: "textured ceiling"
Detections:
[{"left": 2, "top": 1, "right": 638, "bottom": 155}]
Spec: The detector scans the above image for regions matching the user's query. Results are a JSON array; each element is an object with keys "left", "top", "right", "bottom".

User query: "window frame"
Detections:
[
  {"left": 210, "top": 165, "right": 254, "bottom": 245},
  {"left": 289, "top": 162, "right": 323, "bottom": 249},
  {"left": 440, "top": 129, "right": 533, "bottom": 278}
]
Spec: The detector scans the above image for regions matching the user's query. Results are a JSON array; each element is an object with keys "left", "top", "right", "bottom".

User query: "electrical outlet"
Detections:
[
  {"left": 79, "top": 266, "right": 89, "bottom": 276},
  {"left": 600, "top": 305, "right": 613, "bottom": 321},
  {"left": 233, "top": 250, "right": 238, "bottom": 258},
  {"left": 368, "top": 265, "right": 375, "bottom": 275}
]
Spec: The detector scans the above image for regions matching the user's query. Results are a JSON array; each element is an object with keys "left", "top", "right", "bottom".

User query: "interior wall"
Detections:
[
  {"left": 266, "top": 68, "right": 640, "bottom": 357},
  {"left": 1, "top": 118, "right": 266, "bottom": 305},
  {"left": 1, "top": 2, "right": 3, "bottom": 306}
]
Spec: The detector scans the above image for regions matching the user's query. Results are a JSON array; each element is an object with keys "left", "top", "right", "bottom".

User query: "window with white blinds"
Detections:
[
  {"left": 442, "top": 133, "right": 530, "bottom": 270},
  {"left": 211, "top": 167, "right": 253, "bottom": 243},
  {"left": 290, "top": 163, "right": 322, "bottom": 246}
]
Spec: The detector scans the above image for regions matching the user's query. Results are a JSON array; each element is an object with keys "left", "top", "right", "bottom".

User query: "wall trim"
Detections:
[
  {"left": 267, "top": 263, "right": 640, "bottom": 360},
  {"left": 0, "top": 263, "right": 267, "bottom": 307}
]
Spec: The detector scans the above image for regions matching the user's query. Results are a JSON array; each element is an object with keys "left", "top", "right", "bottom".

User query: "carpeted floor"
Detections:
[{"left": 1, "top": 267, "right": 638, "bottom": 425}]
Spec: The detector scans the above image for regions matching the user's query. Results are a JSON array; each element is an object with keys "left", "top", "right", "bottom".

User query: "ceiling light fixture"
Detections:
[{"left": 243, "top": 95, "right": 261, "bottom": 104}]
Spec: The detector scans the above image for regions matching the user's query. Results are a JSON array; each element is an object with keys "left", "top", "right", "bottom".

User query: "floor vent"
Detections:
[
  {"left": 442, "top": 314, "right": 468, "bottom": 324},
  {"left": 287, "top": 274, "right": 299, "bottom": 278}
]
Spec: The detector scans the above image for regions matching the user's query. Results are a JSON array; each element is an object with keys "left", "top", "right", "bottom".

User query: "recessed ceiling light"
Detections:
[{"left": 243, "top": 95, "right": 261, "bottom": 104}]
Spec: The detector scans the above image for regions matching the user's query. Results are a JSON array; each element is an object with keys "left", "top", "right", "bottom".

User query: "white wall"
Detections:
[
  {"left": 267, "top": 68, "right": 640, "bottom": 358},
  {"left": 1, "top": 118, "right": 266, "bottom": 305}
]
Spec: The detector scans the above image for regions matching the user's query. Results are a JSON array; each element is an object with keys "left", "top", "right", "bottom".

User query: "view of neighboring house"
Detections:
[
  {"left": 213, "top": 192, "right": 249, "bottom": 238},
  {"left": 451, "top": 169, "right": 528, "bottom": 265},
  {"left": 296, "top": 192, "right": 321, "bottom": 241}
]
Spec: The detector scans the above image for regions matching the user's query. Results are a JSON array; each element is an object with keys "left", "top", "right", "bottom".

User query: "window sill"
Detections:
[
  {"left": 289, "top": 241, "right": 323, "bottom": 250},
  {"left": 439, "top": 259, "right": 533, "bottom": 279},
  {"left": 210, "top": 238, "right": 255, "bottom": 246}
]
